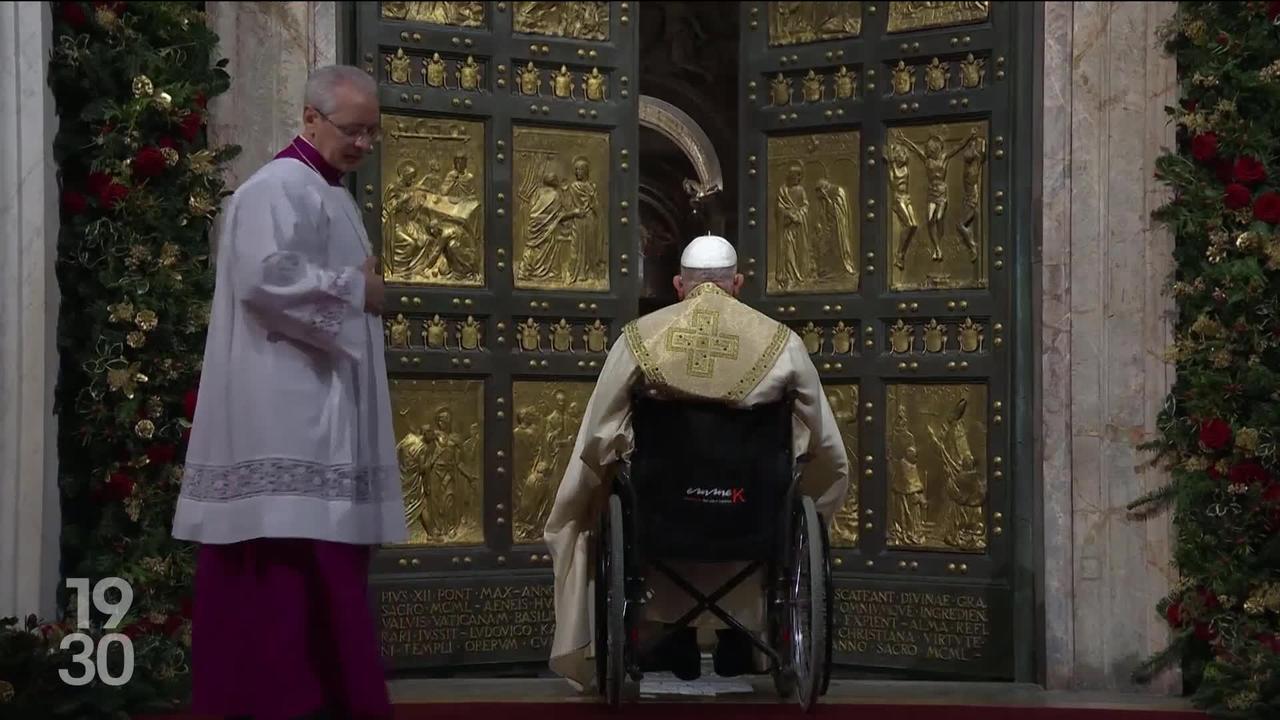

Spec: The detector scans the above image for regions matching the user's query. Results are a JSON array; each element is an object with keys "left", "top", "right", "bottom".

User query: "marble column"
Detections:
[
  {"left": 1039, "top": 1, "right": 1179, "bottom": 693},
  {"left": 0, "top": 0, "right": 61, "bottom": 620},
  {"left": 206, "top": 1, "right": 341, "bottom": 190}
]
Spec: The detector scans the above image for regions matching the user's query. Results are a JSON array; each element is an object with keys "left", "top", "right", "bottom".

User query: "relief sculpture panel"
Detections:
[
  {"left": 767, "top": 131, "right": 860, "bottom": 295},
  {"left": 886, "top": 1, "right": 990, "bottom": 33},
  {"left": 769, "top": 1, "right": 862, "bottom": 47},
  {"left": 513, "top": 126, "right": 610, "bottom": 292},
  {"left": 381, "top": 115, "right": 485, "bottom": 287},
  {"left": 512, "top": 382, "right": 593, "bottom": 543},
  {"left": 885, "top": 120, "right": 988, "bottom": 292},
  {"left": 885, "top": 383, "right": 988, "bottom": 553},
  {"left": 826, "top": 384, "right": 860, "bottom": 547},
  {"left": 381, "top": 1, "right": 486, "bottom": 27},
  {"left": 391, "top": 379, "right": 485, "bottom": 546},
  {"left": 513, "top": 2, "right": 609, "bottom": 41}
]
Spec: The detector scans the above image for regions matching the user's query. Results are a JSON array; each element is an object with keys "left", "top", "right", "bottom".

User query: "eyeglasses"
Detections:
[{"left": 315, "top": 109, "right": 382, "bottom": 143}]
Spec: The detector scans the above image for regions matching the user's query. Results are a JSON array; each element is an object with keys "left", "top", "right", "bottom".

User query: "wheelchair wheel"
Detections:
[
  {"left": 603, "top": 493, "right": 626, "bottom": 707},
  {"left": 786, "top": 496, "right": 828, "bottom": 713},
  {"left": 818, "top": 503, "right": 834, "bottom": 697}
]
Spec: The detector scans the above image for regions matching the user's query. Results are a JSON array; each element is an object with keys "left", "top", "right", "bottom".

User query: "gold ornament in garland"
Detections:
[
  {"left": 0, "top": 679, "right": 13, "bottom": 703},
  {"left": 109, "top": 301, "right": 136, "bottom": 324},
  {"left": 1236, "top": 230, "right": 1261, "bottom": 253},
  {"left": 96, "top": 7, "right": 120, "bottom": 30},
  {"left": 188, "top": 149, "right": 216, "bottom": 176},
  {"left": 1228, "top": 692, "right": 1260, "bottom": 712},
  {"left": 1234, "top": 427, "right": 1259, "bottom": 453},
  {"left": 127, "top": 244, "right": 151, "bottom": 270},
  {"left": 189, "top": 193, "right": 216, "bottom": 217},
  {"left": 126, "top": 331, "right": 146, "bottom": 349},
  {"left": 1265, "top": 238, "right": 1280, "bottom": 271},
  {"left": 155, "top": 91, "right": 173, "bottom": 110},
  {"left": 106, "top": 361, "right": 145, "bottom": 399},
  {"left": 161, "top": 147, "right": 180, "bottom": 167},
  {"left": 135, "top": 310, "right": 158, "bottom": 331},
  {"left": 159, "top": 243, "right": 180, "bottom": 267},
  {"left": 145, "top": 397, "right": 164, "bottom": 419},
  {"left": 135, "top": 419, "right": 156, "bottom": 440},
  {"left": 132, "top": 75, "right": 154, "bottom": 98}
]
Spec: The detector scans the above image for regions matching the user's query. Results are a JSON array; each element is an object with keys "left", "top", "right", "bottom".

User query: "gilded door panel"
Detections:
[
  {"left": 359, "top": 0, "right": 639, "bottom": 670},
  {"left": 381, "top": 115, "right": 486, "bottom": 287},
  {"left": 826, "top": 383, "right": 860, "bottom": 547},
  {"left": 513, "top": 2, "right": 610, "bottom": 41},
  {"left": 885, "top": 383, "right": 987, "bottom": 552},
  {"left": 766, "top": 131, "right": 860, "bottom": 295},
  {"left": 740, "top": 0, "right": 1033, "bottom": 680},
  {"left": 768, "top": 2, "right": 862, "bottom": 47},
  {"left": 391, "top": 379, "right": 486, "bottom": 546},
  {"left": 381, "top": 1, "right": 487, "bottom": 27},
  {"left": 512, "top": 126, "right": 610, "bottom": 292},
  {"left": 511, "top": 381, "right": 593, "bottom": 543},
  {"left": 885, "top": 1, "right": 990, "bottom": 34},
  {"left": 886, "top": 120, "right": 988, "bottom": 292}
]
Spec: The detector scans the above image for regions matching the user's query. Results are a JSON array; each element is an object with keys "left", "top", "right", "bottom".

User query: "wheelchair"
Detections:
[{"left": 593, "top": 387, "right": 833, "bottom": 711}]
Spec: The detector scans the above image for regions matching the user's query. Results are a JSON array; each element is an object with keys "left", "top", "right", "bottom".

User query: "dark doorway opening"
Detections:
[{"left": 636, "top": 1, "right": 739, "bottom": 315}]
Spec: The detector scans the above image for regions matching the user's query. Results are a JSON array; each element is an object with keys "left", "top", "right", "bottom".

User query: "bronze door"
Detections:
[
  {"left": 738, "top": 1, "right": 1036, "bottom": 680},
  {"left": 356, "top": 1, "right": 639, "bottom": 671}
]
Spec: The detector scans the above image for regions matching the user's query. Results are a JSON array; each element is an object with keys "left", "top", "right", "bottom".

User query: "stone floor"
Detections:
[{"left": 390, "top": 675, "right": 1195, "bottom": 711}]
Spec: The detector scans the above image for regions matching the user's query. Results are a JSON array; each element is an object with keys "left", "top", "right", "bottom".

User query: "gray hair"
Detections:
[
  {"left": 304, "top": 65, "right": 377, "bottom": 114},
  {"left": 679, "top": 265, "right": 736, "bottom": 288}
]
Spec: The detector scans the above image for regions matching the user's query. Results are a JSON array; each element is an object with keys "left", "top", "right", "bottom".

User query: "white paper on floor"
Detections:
[{"left": 639, "top": 674, "right": 755, "bottom": 698}]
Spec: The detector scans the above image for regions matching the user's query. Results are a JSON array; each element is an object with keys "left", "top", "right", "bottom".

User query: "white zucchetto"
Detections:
[{"left": 680, "top": 234, "right": 737, "bottom": 269}]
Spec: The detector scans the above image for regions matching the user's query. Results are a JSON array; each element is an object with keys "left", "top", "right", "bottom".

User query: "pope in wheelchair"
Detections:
[{"left": 544, "top": 234, "right": 851, "bottom": 708}]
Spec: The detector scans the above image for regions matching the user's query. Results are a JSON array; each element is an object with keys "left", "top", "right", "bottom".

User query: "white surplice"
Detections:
[
  {"left": 544, "top": 283, "right": 851, "bottom": 690},
  {"left": 172, "top": 158, "right": 407, "bottom": 546}
]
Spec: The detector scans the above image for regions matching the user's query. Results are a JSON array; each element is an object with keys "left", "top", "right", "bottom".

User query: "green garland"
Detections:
[
  {"left": 1131, "top": 2, "right": 1280, "bottom": 718},
  {"left": 0, "top": 2, "right": 236, "bottom": 717}
]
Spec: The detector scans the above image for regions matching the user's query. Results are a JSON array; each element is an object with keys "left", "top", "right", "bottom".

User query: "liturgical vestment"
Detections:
[
  {"left": 171, "top": 137, "right": 405, "bottom": 719},
  {"left": 545, "top": 282, "right": 851, "bottom": 689}
]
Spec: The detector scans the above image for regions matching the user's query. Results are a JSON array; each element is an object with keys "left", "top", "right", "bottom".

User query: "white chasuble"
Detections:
[
  {"left": 172, "top": 159, "right": 407, "bottom": 546},
  {"left": 544, "top": 282, "right": 850, "bottom": 689}
]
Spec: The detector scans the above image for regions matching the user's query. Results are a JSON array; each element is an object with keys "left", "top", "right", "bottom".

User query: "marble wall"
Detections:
[
  {"left": 1039, "top": 0, "right": 1179, "bottom": 692},
  {"left": 206, "top": 1, "right": 340, "bottom": 189},
  {"left": 0, "top": 0, "right": 60, "bottom": 620}
]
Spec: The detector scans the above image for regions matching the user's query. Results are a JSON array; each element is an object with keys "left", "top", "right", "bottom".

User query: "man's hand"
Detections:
[{"left": 362, "top": 256, "right": 385, "bottom": 315}]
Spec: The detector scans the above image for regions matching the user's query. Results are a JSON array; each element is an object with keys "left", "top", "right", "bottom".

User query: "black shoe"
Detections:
[
  {"left": 642, "top": 625, "right": 701, "bottom": 680},
  {"left": 712, "top": 628, "right": 756, "bottom": 677}
]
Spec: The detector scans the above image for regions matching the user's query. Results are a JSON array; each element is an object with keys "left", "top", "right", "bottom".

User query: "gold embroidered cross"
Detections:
[{"left": 666, "top": 310, "right": 740, "bottom": 378}]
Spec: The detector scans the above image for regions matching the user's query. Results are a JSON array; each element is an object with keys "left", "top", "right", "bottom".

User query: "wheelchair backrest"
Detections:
[{"left": 626, "top": 387, "right": 795, "bottom": 562}]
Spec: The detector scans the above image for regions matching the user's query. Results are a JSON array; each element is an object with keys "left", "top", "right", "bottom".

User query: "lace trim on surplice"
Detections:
[{"left": 180, "top": 459, "right": 396, "bottom": 503}]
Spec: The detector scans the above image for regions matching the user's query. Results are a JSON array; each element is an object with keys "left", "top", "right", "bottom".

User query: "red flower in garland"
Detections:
[
  {"left": 133, "top": 146, "right": 167, "bottom": 179},
  {"left": 1253, "top": 191, "right": 1280, "bottom": 223},
  {"left": 106, "top": 472, "right": 135, "bottom": 501},
  {"left": 1270, "top": 1, "right": 1280, "bottom": 22},
  {"left": 1227, "top": 461, "right": 1270, "bottom": 486},
  {"left": 146, "top": 443, "right": 177, "bottom": 466},
  {"left": 194, "top": 91, "right": 208, "bottom": 110},
  {"left": 100, "top": 182, "right": 130, "bottom": 209},
  {"left": 179, "top": 112, "right": 203, "bottom": 143},
  {"left": 1165, "top": 602, "right": 1185, "bottom": 627},
  {"left": 61, "top": 2, "right": 87, "bottom": 28},
  {"left": 1257, "top": 633, "right": 1280, "bottom": 654},
  {"left": 1223, "top": 183, "right": 1252, "bottom": 210},
  {"left": 1194, "top": 622, "right": 1217, "bottom": 642},
  {"left": 1232, "top": 156, "right": 1267, "bottom": 186},
  {"left": 1199, "top": 418, "right": 1232, "bottom": 451},
  {"left": 157, "top": 136, "right": 177, "bottom": 150},
  {"left": 1198, "top": 587, "right": 1221, "bottom": 610},
  {"left": 183, "top": 387, "right": 199, "bottom": 419},
  {"left": 61, "top": 190, "right": 88, "bottom": 216},
  {"left": 1191, "top": 133, "right": 1219, "bottom": 163}
]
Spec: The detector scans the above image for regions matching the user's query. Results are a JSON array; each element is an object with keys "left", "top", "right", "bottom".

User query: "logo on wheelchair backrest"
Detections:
[{"left": 684, "top": 487, "right": 746, "bottom": 504}]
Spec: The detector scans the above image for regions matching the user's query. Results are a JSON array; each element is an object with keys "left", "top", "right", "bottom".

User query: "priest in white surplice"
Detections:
[
  {"left": 545, "top": 234, "right": 850, "bottom": 688},
  {"left": 172, "top": 66, "right": 404, "bottom": 720}
]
